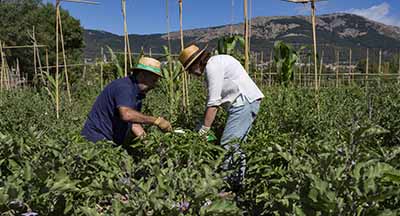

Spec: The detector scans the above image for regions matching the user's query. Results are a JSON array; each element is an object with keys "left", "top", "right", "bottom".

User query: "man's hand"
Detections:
[
  {"left": 154, "top": 117, "right": 172, "bottom": 132},
  {"left": 132, "top": 124, "right": 146, "bottom": 139},
  {"left": 198, "top": 125, "right": 210, "bottom": 136}
]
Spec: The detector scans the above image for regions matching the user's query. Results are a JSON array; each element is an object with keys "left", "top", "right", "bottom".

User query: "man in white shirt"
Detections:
[{"left": 179, "top": 44, "right": 264, "bottom": 191}]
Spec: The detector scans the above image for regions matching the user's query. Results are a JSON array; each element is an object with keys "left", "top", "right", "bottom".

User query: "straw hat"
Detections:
[
  {"left": 179, "top": 44, "right": 208, "bottom": 70},
  {"left": 133, "top": 57, "right": 162, "bottom": 77}
]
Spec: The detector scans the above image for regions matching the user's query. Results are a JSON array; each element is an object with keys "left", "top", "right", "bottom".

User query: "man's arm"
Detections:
[
  {"left": 203, "top": 106, "right": 218, "bottom": 128},
  {"left": 118, "top": 106, "right": 172, "bottom": 132},
  {"left": 118, "top": 106, "right": 157, "bottom": 124}
]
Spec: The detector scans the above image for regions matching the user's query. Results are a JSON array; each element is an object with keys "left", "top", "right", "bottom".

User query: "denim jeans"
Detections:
[{"left": 221, "top": 95, "right": 261, "bottom": 190}]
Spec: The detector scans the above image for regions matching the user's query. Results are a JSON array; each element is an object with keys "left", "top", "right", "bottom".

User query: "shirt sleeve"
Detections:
[
  {"left": 113, "top": 85, "right": 137, "bottom": 109},
  {"left": 205, "top": 59, "right": 224, "bottom": 107}
]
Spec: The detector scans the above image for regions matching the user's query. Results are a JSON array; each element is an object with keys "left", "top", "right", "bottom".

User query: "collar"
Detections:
[{"left": 129, "top": 75, "right": 146, "bottom": 100}]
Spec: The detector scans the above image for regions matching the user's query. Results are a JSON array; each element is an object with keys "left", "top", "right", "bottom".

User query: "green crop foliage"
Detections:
[
  {"left": 1, "top": 80, "right": 400, "bottom": 215},
  {"left": 273, "top": 41, "right": 304, "bottom": 87}
]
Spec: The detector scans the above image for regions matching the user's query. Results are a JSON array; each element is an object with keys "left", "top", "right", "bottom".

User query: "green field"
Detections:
[{"left": 1, "top": 79, "right": 400, "bottom": 215}]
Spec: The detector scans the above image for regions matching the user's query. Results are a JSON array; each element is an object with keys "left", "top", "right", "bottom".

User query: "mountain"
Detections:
[{"left": 84, "top": 13, "right": 400, "bottom": 63}]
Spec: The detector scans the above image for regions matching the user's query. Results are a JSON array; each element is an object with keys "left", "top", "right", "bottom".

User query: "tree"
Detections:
[{"left": 0, "top": 0, "right": 84, "bottom": 82}]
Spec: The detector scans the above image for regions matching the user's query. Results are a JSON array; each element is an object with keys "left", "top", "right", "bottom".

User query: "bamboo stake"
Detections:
[
  {"left": 378, "top": 49, "right": 382, "bottom": 74},
  {"left": 260, "top": 51, "right": 264, "bottom": 84},
  {"left": 335, "top": 49, "right": 339, "bottom": 87},
  {"left": 122, "top": 0, "right": 128, "bottom": 77},
  {"left": 366, "top": 48, "right": 369, "bottom": 86},
  {"left": 348, "top": 48, "right": 352, "bottom": 84},
  {"left": 378, "top": 49, "right": 382, "bottom": 85},
  {"left": 149, "top": 48, "right": 152, "bottom": 57},
  {"left": 249, "top": 0, "right": 252, "bottom": 57},
  {"left": 311, "top": 0, "right": 318, "bottom": 91},
  {"left": 31, "top": 26, "right": 45, "bottom": 85},
  {"left": 3, "top": 45, "right": 47, "bottom": 49},
  {"left": 4, "top": 50, "right": 10, "bottom": 90},
  {"left": 318, "top": 50, "right": 324, "bottom": 88},
  {"left": 230, "top": 0, "right": 234, "bottom": 36},
  {"left": 83, "top": 58, "right": 87, "bottom": 79},
  {"left": 244, "top": 0, "right": 249, "bottom": 72},
  {"left": 16, "top": 59, "right": 21, "bottom": 88},
  {"left": 100, "top": 47, "right": 104, "bottom": 89},
  {"left": 179, "top": 0, "right": 184, "bottom": 51},
  {"left": 58, "top": 8, "right": 72, "bottom": 103},
  {"left": 179, "top": 0, "right": 189, "bottom": 112},
  {"left": 308, "top": 55, "right": 311, "bottom": 87},
  {"left": 35, "top": 41, "right": 45, "bottom": 85},
  {"left": 269, "top": 50, "right": 272, "bottom": 86},
  {"left": 127, "top": 39, "right": 133, "bottom": 68},
  {"left": 298, "top": 51, "right": 302, "bottom": 86},
  {"left": 166, "top": 0, "right": 172, "bottom": 54},
  {"left": 46, "top": 49, "right": 50, "bottom": 76},
  {"left": 55, "top": 0, "right": 60, "bottom": 119},
  {"left": 33, "top": 27, "right": 38, "bottom": 83},
  {"left": 398, "top": 50, "right": 400, "bottom": 84},
  {"left": 0, "top": 41, "right": 3, "bottom": 90}
]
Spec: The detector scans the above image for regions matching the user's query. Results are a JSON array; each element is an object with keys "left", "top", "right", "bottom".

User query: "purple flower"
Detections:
[
  {"left": 21, "top": 212, "right": 38, "bottom": 216},
  {"left": 179, "top": 201, "right": 190, "bottom": 213}
]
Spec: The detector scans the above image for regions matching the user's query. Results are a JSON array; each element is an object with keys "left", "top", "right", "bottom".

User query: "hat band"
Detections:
[
  {"left": 136, "top": 63, "right": 161, "bottom": 74},
  {"left": 183, "top": 49, "right": 204, "bottom": 68}
]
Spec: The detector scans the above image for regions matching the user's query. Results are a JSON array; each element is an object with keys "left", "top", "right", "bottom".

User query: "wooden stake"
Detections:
[
  {"left": 100, "top": 47, "right": 104, "bottom": 89},
  {"left": 58, "top": 9, "right": 72, "bottom": 103},
  {"left": 335, "top": 49, "right": 339, "bottom": 87},
  {"left": 260, "top": 51, "right": 264, "bottom": 83},
  {"left": 398, "top": 50, "right": 400, "bottom": 84},
  {"left": 33, "top": 26, "right": 38, "bottom": 83},
  {"left": 16, "top": 59, "right": 21, "bottom": 88},
  {"left": 269, "top": 50, "right": 272, "bottom": 86},
  {"left": 366, "top": 48, "right": 369, "bottom": 86},
  {"left": 378, "top": 49, "right": 382, "bottom": 74},
  {"left": 83, "top": 58, "right": 87, "bottom": 79},
  {"left": 3, "top": 45, "right": 47, "bottom": 49},
  {"left": 349, "top": 48, "right": 352, "bottom": 84},
  {"left": 230, "top": 0, "right": 234, "bottom": 36},
  {"left": 298, "top": 51, "right": 302, "bottom": 86},
  {"left": 308, "top": 55, "right": 311, "bottom": 87},
  {"left": 249, "top": 0, "right": 252, "bottom": 56},
  {"left": 311, "top": 0, "right": 318, "bottom": 91},
  {"left": 179, "top": 0, "right": 184, "bottom": 51},
  {"left": 122, "top": 0, "right": 128, "bottom": 76},
  {"left": 179, "top": 0, "right": 189, "bottom": 112},
  {"left": 46, "top": 48, "right": 50, "bottom": 76},
  {"left": 378, "top": 49, "right": 382, "bottom": 85},
  {"left": 244, "top": 0, "right": 249, "bottom": 72},
  {"left": 319, "top": 50, "right": 324, "bottom": 88},
  {"left": 55, "top": 0, "right": 60, "bottom": 119},
  {"left": 0, "top": 41, "right": 3, "bottom": 90}
]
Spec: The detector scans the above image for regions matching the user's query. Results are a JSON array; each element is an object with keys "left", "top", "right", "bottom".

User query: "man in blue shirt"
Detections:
[{"left": 82, "top": 57, "right": 172, "bottom": 145}]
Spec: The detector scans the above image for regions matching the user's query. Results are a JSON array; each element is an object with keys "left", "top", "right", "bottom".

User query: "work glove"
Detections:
[
  {"left": 198, "top": 125, "right": 211, "bottom": 136},
  {"left": 154, "top": 117, "right": 172, "bottom": 132}
]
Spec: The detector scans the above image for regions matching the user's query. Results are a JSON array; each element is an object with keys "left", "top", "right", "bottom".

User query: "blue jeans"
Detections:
[{"left": 221, "top": 96, "right": 261, "bottom": 189}]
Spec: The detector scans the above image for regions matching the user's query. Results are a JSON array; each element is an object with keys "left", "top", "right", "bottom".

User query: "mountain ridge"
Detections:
[{"left": 84, "top": 13, "right": 400, "bottom": 63}]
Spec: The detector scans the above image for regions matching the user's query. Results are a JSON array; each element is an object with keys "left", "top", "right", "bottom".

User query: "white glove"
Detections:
[{"left": 198, "top": 125, "right": 210, "bottom": 136}]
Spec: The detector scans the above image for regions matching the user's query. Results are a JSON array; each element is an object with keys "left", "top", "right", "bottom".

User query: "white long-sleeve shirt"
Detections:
[{"left": 205, "top": 55, "right": 264, "bottom": 108}]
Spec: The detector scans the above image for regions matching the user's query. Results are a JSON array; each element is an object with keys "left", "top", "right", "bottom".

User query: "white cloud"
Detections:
[{"left": 346, "top": 2, "right": 400, "bottom": 27}]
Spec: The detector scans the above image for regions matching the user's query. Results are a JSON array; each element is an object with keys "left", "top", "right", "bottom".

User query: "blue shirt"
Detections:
[{"left": 81, "top": 76, "right": 144, "bottom": 145}]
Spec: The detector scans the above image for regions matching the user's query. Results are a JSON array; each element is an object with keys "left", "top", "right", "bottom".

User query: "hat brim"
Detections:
[
  {"left": 184, "top": 45, "right": 208, "bottom": 70},
  {"left": 133, "top": 63, "right": 163, "bottom": 77}
]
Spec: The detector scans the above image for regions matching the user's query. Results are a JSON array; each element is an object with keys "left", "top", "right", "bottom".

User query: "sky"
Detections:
[{"left": 43, "top": 0, "right": 400, "bottom": 35}]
